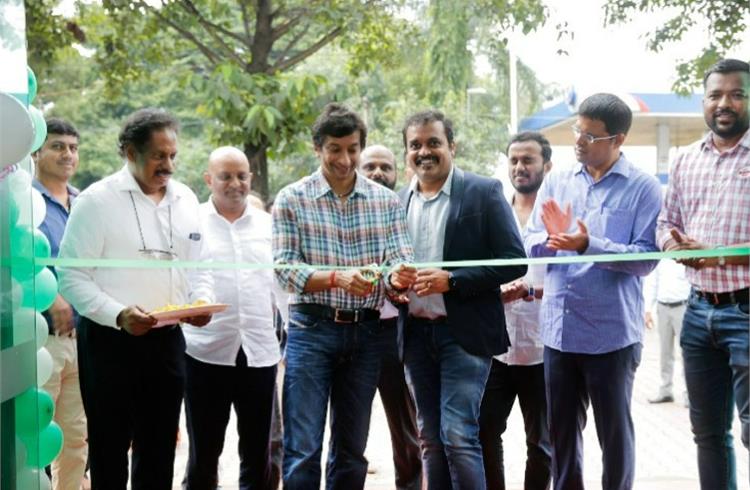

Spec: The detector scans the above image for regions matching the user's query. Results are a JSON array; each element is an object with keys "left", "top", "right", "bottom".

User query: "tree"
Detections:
[
  {"left": 88, "top": 0, "right": 408, "bottom": 199},
  {"left": 603, "top": 0, "right": 749, "bottom": 94}
]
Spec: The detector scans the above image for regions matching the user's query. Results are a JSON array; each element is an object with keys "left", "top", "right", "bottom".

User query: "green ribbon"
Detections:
[{"left": 12, "top": 246, "right": 747, "bottom": 271}]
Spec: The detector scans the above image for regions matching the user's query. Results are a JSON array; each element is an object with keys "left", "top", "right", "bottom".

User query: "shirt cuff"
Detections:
[
  {"left": 96, "top": 300, "right": 128, "bottom": 329},
  {"left": 582, "top": 235, "right": 607, "bottom": 255}
]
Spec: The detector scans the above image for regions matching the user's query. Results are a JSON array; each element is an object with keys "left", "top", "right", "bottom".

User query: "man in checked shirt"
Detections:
[
  {"left": 272, "top": 103, "right": 417, "bottom": 490},
  {"left": 657, "top": 58, "right": 750, "bottom": 490}
]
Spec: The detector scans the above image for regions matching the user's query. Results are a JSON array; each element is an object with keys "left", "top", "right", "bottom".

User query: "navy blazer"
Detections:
[{"left": 397, "top": 167, "right": 527, "bottom": 358}]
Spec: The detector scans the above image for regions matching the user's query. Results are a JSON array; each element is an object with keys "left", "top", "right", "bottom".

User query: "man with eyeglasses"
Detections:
[
  {"left": 657, "top": 58, "right": 750, "bottom": 490},
  {"left": 525, "top": 93, "right": 661, "bottom": 490},
  {"left": 58, "top": 108, "right": 214, "bottom": 489}
]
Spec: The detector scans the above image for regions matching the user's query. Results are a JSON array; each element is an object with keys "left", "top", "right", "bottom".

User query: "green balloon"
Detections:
[
  {"left": 24, "top": 421, "right": 63, "bottom": 468},
  {"left": 14, "top": 388, "right": 55, "bottom": 436},
  {"left": 27, "top": 66, "right": 38, "bottom": 104},
  {"left": 29, "top": 105, "right": 47, "bottom": 153},
  {"left": 21, "top": 267, "right": 58, "bottom": 311},
  {"left": 10, "top": 225, "right": 50, "bottom": 281}
]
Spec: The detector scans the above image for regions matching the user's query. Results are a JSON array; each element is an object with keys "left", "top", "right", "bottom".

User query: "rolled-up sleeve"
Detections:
[{"left": 272, "top": 188, "right": 315, "bottom": 293}]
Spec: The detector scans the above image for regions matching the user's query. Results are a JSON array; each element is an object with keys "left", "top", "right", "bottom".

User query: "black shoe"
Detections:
[{"left": 648, "top": 394, "right": 674, "bottom": 404}]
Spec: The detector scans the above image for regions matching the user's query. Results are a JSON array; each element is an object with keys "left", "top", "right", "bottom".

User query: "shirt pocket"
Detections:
[{"left": 602, "top": 207, "right": 635, "bottom": 244}]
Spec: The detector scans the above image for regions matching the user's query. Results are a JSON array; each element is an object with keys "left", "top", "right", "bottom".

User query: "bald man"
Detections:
[
  {"left": 359, "top": 145, "right": 422, "bottom": 489},
  {"left": 182, "top": 146, "right": 282, "bottom": 489}
]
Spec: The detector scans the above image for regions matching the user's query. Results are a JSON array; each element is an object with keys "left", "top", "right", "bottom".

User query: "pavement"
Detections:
[{"left": 172, "top": 326, "right": 749, "bottom": 489}]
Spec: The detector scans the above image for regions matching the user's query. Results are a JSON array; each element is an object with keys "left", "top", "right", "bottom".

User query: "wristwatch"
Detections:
[{"left": 448, "top": 272, "right": 458, "bottom": 291}]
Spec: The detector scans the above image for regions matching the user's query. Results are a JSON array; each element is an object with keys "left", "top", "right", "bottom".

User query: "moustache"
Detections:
[
  {"left": 416, "top": 156, "right": 439, "bottom": 166},
  {"left": 714, "top": 109, "right": 738, "bottom": 119},
  {"left": 155, "top": 169, "right": 173, "bottom": 177}
]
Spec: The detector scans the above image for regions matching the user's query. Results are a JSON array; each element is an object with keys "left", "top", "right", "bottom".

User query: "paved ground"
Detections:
[{"left": 172, "top": 326, "right": 749, "bottom": 489}]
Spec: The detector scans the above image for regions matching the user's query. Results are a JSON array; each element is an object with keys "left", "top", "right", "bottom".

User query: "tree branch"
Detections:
[
  {"left": 271, "top": 8, "right": 306, "bottom": 42},
  {"left": 272, "top": 26, "right": 343, "bottom": 72},
  {"left": 273, "top": 22, "right": 310, "bottom": 65},
  {"left": 238, "top": 0, "right": 253, "bottom": 42},
  {"left": 177, "top": 0, "right": 250, "bottom": 66},
  {"left": 136, "top": 1, "right": 220, "bottom": 67}
]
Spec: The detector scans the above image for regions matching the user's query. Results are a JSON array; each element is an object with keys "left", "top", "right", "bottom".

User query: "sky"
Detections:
[{"left": 507, "top": 0, "right": 748, "bottom": 97}]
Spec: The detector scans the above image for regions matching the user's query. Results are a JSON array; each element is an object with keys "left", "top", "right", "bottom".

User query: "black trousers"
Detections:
[
  {"left": 377, "top": 318, "right": 422, "bottom": 490},
  {"left": 479, "top": 359, "right": 551, "bottom": 490},
  {"left": 77, "top": 317, "right": 185, "bottom": 490},
  {"left": 184, "top": 350, "right": 277, "bottom": 490},
  {"left": 544, "top": 344, "right": 641, "bottom": 490}
]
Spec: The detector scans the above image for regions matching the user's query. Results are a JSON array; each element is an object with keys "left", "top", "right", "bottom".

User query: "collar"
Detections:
[
  {"left": 701, "top": 128, "right": 750, "bottom": 154},
  {"left": 113, "top": 164, "right": 181, "bottom": 203},
  {"left": 207, "top": 195, "right": 254, "bottom": 222},
  {"left": 408, "top": 165, "right": 454, "bottom": 197},
  {"left": 575, "top": 153, "right": 631, "bottom": 180},
  {"left": 312, "top": 169, "right": 367, "bottom": 200},
  {"left": 32, "top": 179, "right": 79, "bottom": 201}
]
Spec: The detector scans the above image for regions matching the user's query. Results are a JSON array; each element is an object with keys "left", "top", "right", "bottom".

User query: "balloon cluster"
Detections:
[{"left": 1, "top": 67, "right": 61, "bottom": 489}]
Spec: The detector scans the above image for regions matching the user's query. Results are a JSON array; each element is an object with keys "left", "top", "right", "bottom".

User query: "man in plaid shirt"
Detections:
[
  {"left": 657, "top": 58, "right": 750, "bottom": 489},
  {"left": 272, "top": 103, "right": 416, "bottom": 489}
]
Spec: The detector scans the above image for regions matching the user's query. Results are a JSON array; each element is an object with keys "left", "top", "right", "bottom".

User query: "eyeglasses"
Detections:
[
  {"left": 129, "top": 191, "right": 177, "bottom": 261},
  {"left": 138, "top": 248, "right": 178, "bottom": 261},
  {"left": 571, "top": 126, "right": 617, "bottom": 144}
]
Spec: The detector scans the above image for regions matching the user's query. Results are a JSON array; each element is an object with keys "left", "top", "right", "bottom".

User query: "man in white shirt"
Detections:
[
  {"left": 479, "top": 131, "right": 552, "bottom": 490},
  {"left": 58, "top": 108, "right": 213, "bottom": 489},
  {"left": 182, "top": 146, "right": 281, "bottom": 489},
  {"left": 644, "top": 259, "right": 691, "bottom": 404}
]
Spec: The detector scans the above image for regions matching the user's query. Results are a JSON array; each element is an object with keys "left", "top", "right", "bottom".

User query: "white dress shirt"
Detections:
[
  {"left": 407, "top": 167, "right": 453, "bottom": 319},
  {"left": 496, "top": 207, "right": 545, "bottom": 366},
  {"left": 644, "top": 259, "right": 691, "bottom": 310},
  {"left": 182, "top": 199, "right": 282, "bottom": 367},
  {"left": 58, "top": 166, "right": 213, "bottom": 329}
]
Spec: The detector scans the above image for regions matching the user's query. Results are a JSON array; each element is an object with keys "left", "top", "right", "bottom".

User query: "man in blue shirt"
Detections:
[
  {"left": 33, "top": 118, "right": 88, "bottom": 490},
  {"left": 525, "top": 94, "right": 661, "bottom": 490}
]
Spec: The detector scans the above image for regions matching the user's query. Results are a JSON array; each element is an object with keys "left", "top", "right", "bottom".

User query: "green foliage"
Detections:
[{"left": 603, "top": 0, "right": 750, "bottom": 94}]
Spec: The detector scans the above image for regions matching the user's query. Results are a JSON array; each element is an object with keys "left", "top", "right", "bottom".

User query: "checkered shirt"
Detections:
[
  {"left": 272, "top": 169, "right": 414, "bottom": 310},
  {"left": 657, "top": 130, "right": 750, "bottom": 293}
]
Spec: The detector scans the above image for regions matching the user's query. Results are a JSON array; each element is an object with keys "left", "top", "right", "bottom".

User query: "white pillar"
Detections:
[{"left": 656, "top": 122, "right": 670, "bottom": 182}]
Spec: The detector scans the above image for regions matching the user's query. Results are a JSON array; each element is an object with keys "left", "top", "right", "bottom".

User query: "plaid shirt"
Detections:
[
  {"left": 273, "top": 169, "right": 414, "bottom": 310},
  {"left": 657, "top": 130, "right": 750, "bottom": 293}
]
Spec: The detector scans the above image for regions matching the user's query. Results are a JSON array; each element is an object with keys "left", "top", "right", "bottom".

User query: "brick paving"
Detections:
[{"left": 172, "top": 326, "right": 748, "bottom": 489}]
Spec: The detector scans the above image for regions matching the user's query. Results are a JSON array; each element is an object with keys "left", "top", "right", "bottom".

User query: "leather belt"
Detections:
[
  {"left": 693, "top": 288, "right": 749, "bottom": 306},
  {"left": 408, "top": 315, "right": 447, "bottom": 325},
  {"left": 658, "top": 300, "right": 688, "bottom": 307},
  {"left": 291, "top": 304, "right": 380, "bottom": 324}
]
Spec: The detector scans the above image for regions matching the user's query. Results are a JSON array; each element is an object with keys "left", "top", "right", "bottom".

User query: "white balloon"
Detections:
[
  {"left": 36, "top": 347, "right": 53, "bottom": 386},
  {"left": 12, "top": 307, "right": 37, "bottom": 345},
  {"left": 8, "top": 166, "right": 32, "bottom": 195},
  {"left": 15, "top": 436, "right": 27, "bottom": 471},
  {"left": 17, "top": 186, "right": 46, "bottom": 228},
  {"left": 35, "top": 313, "right": 50, "bottom": 350},
  {"left": 0, "top": 92, "right": 35, "bottom": 168}
]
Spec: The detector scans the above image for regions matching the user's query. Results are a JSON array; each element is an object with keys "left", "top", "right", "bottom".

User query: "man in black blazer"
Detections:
[{"left": 396, "top": 109, "right": 527, "bottom": 489}]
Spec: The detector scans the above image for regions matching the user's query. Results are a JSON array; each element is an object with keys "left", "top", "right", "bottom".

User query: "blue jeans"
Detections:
[
  {"left": 681, "top": 292, "right": 749, "bottom": 490},
  {"left": 403, "top": 318, "right": 492, "bottom": 490},
  {"left": 282, "top": 311, "right": 386, "bottom": 490}
]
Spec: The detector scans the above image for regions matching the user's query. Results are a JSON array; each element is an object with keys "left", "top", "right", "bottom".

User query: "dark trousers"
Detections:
[
  {"left": 184, "top": 350, "right": 277, "bottom": 490},
  {"left": 377, "top": 318, "right": 422, "bottom": 490},
  {"left": 479, "top": 360, "right": 551, "bottom": 490},
  {"left": 77, "top": 317, "right": 185, "bottom": 490},
  {"left": 544, "top": 344, "right": 641, "bottom": 490}
]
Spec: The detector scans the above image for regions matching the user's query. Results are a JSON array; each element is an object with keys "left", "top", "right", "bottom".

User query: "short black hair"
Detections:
[
  {"left": 506, "top": 131, "right": 551, "bottom": 163},
  {"left": 45, "top": 118, "right": 79, "bottom": 140},
  {"left": 117, "top": 108, "right": 179, "bottom": 157},
  {"left": 578, "top": 93, "right": 632, "bottom": 135},
  {"left": 312, "top": 103, "right": 367, "bottom": 149},
  {"left": 401, "top": 109, "right": 455, "bottom": 148},
  {"left": 703, "top": 58, "right": 750, "bottom": 86}
]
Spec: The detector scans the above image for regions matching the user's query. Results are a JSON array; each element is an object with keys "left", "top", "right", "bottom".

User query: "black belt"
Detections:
[
  {"left": 693, "top": 288, "right": 749, "bottom": 306},
  {"left": 658, "top": 300, "right": 688, "bottom": 307},
  {"left": 408, "top": 315, "right": 447, "bottom": 325},
  {"left": 291, "top": 304, "right": 380, "bottom": 324}
]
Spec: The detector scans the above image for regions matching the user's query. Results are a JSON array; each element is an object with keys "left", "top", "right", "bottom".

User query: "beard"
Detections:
[
  {"left": 371, "top": 175, "right": 396, "bottom": 190},
  {"left": 707, "top": 109, "right": 750, "bottom": 139}
]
